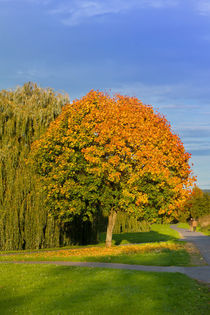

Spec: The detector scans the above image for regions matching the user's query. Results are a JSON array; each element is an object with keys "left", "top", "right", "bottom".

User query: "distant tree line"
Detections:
[{"left": 180, "top": 186, "right": 210, "bottom": 222}]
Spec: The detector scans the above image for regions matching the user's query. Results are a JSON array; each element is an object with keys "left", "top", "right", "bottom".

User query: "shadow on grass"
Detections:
[
  {"left": 100, "top": 230, "right": 179, "bottom": 245},
  {"left": 0, "top": 288, "right": 27, "bottom": 315},
  {"left": 0, "top": 264, "right": 209, "bottom": 314}
]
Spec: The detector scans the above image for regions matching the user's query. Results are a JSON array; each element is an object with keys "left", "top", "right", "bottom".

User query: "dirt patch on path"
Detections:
[
  {"left": 171, "top": 225, "right": 210, "bottom": 265},
  {"left": 185, "top": 242, "right": 208, "bottom": 266}
]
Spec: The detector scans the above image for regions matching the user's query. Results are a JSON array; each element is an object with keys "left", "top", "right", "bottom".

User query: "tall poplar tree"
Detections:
[{"left": 0, "top": 82, "right": 69, "bottom": 250}]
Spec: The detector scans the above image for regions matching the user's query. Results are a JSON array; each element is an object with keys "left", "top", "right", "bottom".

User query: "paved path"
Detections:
[{"left": 170, "top": 225, "right": 210, "bottom": 265}]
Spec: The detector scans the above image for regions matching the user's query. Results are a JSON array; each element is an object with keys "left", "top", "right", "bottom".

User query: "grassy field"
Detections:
[
  {"left": 177, "top": 223, "right": 190, "bottom": 229},
  {"left": 0, "top": 264, "right": 209, "bottom": 315},
  {"left": 0, "top": 224, "right": 208, "bottom": 314},
  {"left": 198, "top": 225, "right": 210, "bottom": 236}
]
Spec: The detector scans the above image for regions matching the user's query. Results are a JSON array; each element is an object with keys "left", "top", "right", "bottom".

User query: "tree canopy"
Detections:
[
  {"left": 31, "top": 90, "right": 195, "bottom": 246},
  {"left": 181, "top": 186, "right": 210, "bottom": 221}
]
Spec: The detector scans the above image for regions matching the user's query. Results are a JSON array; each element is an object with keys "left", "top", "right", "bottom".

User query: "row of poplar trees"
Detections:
[{"left": 0, "top": 83, "right": 144, "bottom": 250}]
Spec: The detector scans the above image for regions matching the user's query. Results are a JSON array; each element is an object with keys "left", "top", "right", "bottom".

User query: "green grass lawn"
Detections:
[
  {"left": 177, "top": 223, "right": 190, "bottom": 229},
  {"left": 80, "top": 248, "right": 190, "bottom": 266},
  {"left": 198, "top": 225, "right": 210, "bottom": 236},
  {"left": 0, "top": 264, "right": 209, "bottom": 315},
  {"left": 0, "top": 225, "right": 208, "bottom": 314}
]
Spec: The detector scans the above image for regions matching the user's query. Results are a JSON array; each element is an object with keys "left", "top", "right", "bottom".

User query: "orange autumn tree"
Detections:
[{"left": 31, "top": 90, "right": 195, "bottom": 247}]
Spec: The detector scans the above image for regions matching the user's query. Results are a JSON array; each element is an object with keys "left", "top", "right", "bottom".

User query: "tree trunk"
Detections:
[{"left": 106, "top": 211, "right": 117, "bottom": 247}]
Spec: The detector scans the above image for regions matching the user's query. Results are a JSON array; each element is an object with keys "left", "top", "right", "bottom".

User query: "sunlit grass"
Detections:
[
  {"left": 198, "top": 225, "right": 210, "bottom": 236},
  {"left": 0, "top": 241, "right": 193, "bottom": 266},
  {"left": 177, "top": 223, "right": 190, "bottom": 229}
]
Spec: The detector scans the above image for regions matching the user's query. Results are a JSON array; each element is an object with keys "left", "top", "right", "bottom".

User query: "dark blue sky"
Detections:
[{"left": 1, "top": 0, "right": 210, "bottom": 188}]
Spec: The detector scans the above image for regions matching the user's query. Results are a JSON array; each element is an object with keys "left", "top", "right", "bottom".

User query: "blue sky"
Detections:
[{"left": 0, "top": 0, "right": 210, "bottom": 189}]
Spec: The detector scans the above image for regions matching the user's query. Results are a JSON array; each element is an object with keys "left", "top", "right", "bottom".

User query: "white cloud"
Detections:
[
  {"left": 46, "top": 0, "right": 210, "bottom": 25},
  {"left": 109, "top": 80, "right": 210, "bottom": 110},
  {"left": 0, "top": 0, "right": 51, "bottom": 4},
  {"left": 195, "top": 0, "right": 210, "bottom": 15},
  {"left": 201, "top": 34, "right": 210, "bottom": 41},
  {"left": 48, "top": 0, "right": 179, "bottom": 26},
  {"left": 0, "top": 0, "right": 47, "bottom": 2},
  {"left": 191, "top": 155, "right": 210, "bottom": 188},
  {"left": 109, "top": 81, "right": 196, "bottom": 107},
  {"left": 15, "top": 64, "right": 51, "bottom": 80},
  {"left": 145, "top": 0, "right": 179, "bottom": 8},
  {"left": 27, "top": 0, "right": 52, "bottom": 4},
  {"left": 175, "top": 124, "right": 210, "bottom": 136},
  {"left": 110, "top": 81, "right": 176, "bottom": 104}
]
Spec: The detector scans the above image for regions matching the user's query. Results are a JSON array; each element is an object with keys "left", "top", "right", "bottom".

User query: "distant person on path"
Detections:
[
  {"left": 189, "top": 218, "right": 193, "bottom": 231},
  {"left": 192, "top": 219, "right": 198, "bottom": 232}
]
